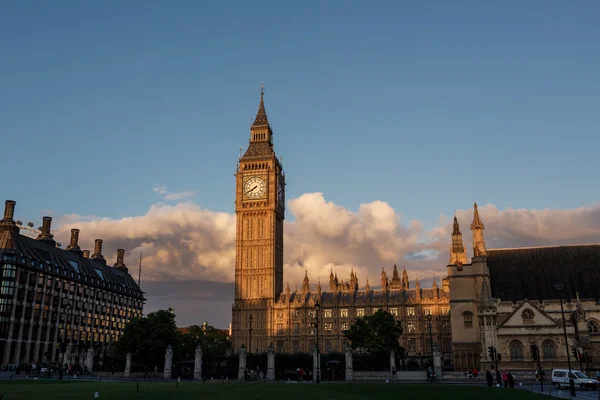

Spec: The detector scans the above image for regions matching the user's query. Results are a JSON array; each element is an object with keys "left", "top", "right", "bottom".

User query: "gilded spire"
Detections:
[
  {"left": 471, "top": 202, "right": 487, "bottom": 257},
  {"left": 471, "top": 202, "right": 484, "bottom": 230},
  {"left": 450, "top": 215, "right": 468, "bottom": 265},
  {"left": 252, "top": 82, "right": 269, "bottom": 128},
  {"left": 453, "top": 215, "right": 461, "bottom": 234}
]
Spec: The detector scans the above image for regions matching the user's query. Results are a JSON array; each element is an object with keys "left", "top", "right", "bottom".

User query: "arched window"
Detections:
[
  {"left": 542, "top": 340, "right": 556, "bottom": 360},
  {"left": 509, "top": 340, "right": 524, "bottom": 360},
  {"left": 463, "top": 311, "right": 473, "bottom": 329},
  {"left": 522, "top": 309, "right": 535, "bottom": 325},
  {"left": 588, "top": 321, "right": 600, "bottom": 333}
]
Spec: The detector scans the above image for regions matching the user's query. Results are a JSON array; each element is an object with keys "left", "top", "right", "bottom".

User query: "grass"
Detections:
[{"left": 0, "top": 380, "right": 549, "bottom": 400}]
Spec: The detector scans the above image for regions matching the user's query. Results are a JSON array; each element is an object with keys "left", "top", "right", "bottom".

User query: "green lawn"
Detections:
[{"left": 0, "top": 381, "right": 547, "bottom": 400}]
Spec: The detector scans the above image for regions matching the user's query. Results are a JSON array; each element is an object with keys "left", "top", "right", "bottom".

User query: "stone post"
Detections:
[
  {"left": 85, "top": 347, "right": 94, "bottom": 372},
  {"left": 124, "top": 352, "right": 132, "bottom": 378},
  {"left": 163, "top": 344, "right": 173, "bottom": 379},
  {"left": 238, "top": 345, "right": 247, "bottom": 381},
  {"left": 193, "top": 344, "right": 203, "bottom": 380},
  {"left": 312, "top": 345, "right": 321, "bottom": 383},
  {"left": 433, "top": 346, "right": 442, "bottom": 380},
  {"left": 389, "top": 350, "right": 396, "bottom": 381},
  {"left": 345, "top": 347, "right": 354, "bottom": 381},
  {"left": 267, "top": 343, "right": 275, "bottom": 381}
]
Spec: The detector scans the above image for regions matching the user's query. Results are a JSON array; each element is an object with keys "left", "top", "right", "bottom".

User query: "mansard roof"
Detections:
[
  {"left": 487, "top": 244, "right": 600, "bottom": 303},
  {"left": 0, "top": 230, "right": 144, "bottom": 300}
]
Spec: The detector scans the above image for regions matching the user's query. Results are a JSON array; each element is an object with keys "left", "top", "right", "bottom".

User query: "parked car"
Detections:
[{"left": 551, "top": 369, "right": 599, "bottom": 390}]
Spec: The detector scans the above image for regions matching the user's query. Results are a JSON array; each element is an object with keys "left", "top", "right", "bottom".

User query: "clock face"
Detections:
[
  {"left": 244, "top": 176, "right": 266, "bottom": 199},
  {"left": 278, "top": 179, "right": 284, "bottom": 202}
]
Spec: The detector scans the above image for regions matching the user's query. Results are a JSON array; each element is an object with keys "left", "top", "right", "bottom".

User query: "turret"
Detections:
[
  {"left": 380, "top": 267, "right": 388, "bottom": 291},
  {"left": 302, "top": 270, "right": 310, "bottom": 293},
  {"left": 471, "top": 203, "right": 486, "bottom": 257},
  {"left": 450, "top": 215, "right": 468, "bottom": 265}
]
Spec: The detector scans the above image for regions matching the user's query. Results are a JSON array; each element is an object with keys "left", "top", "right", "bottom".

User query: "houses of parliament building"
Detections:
[{"left": 231, "top": 88, "right": 600, "bottom": 370}]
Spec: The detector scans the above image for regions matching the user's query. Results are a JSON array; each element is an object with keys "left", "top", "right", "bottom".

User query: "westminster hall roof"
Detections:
[{"left": 487, "top": 244, "right": 600, "bottom": 302}]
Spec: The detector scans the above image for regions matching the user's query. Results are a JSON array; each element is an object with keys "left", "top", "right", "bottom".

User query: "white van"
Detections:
[{"left": 551, "top": 369, "right": 599, "bottom": 391}]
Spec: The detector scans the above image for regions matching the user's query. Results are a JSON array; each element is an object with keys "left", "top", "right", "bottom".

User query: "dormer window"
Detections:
[{"left": 522, "top": 309, "right": 534, "bottom": 325}]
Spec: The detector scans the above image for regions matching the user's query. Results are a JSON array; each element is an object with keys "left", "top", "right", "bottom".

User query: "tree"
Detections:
[
  {"left": 114, "top": 309, "right": 179, "bottom": 370},
  {"left": 344, "top": 309, "right": 404, "bottom": 355},
  {"left": 179, "top": 324, "right": 232, "bottom": 363}
]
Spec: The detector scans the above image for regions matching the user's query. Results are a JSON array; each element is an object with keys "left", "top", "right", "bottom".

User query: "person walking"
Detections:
[
  {"left": 508, "top": 372, "right": 515, "bottom": 388},
  {"left": 486, "top": 370, "right": 493, "bottom": 387}
]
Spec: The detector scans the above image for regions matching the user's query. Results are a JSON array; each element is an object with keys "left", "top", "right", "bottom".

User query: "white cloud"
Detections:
[
  {"left": 52, "top": 194, "right": 600, "bottom": 291},
  {"left": 153, "top": 185, "right": 196, "bottom": 202}
]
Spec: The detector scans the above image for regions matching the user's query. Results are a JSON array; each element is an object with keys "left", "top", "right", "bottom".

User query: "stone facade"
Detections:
[
  {"left": 231, "top": 90, "right": 600, "bottom": 371},
  {"left": 0, "top": 200, "right": 144, "bottom": 367},
  {"left": 231, "top": 89, "right": 451, "bottom": 356},
  {"left": 448, "top": 204, "right": 600, "bottom": 371}
]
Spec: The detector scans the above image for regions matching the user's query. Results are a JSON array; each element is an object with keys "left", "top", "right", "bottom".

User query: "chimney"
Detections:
[
  {"left": 67, "top": 229, "right": 80, "bottom": 249},
  {"left": 36, "top": 216, "right": 56, "bottom": 246},
  {"left": 3, "top": 200, "right": 15, "bottom": 220},
  {"left": 90, "top": 239, "right": 106, "bottom": 263},
  {"left": 83, "top": 250, "right": 90, "bottom": 259},
  {"left": 114, "top": 249, "right": 128, "bottom": 272},
  {"left": 0, "top": 200, "right": 19, "bottom": 233},
  {"left": 66, "top": 228, "right": 83, "bottom": 256}
]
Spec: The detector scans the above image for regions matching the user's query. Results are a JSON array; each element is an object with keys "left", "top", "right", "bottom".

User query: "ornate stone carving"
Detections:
[
  {"left": 124, "top": 352, "right": 132, "bottom": 378},
  {"left": 193, "top": 344, "right": 203, "bottom": 380},
  {"left": 345, "top": 347, "right": 353, "bottom": 381},
  {"left": 163, "top": 344, "right": 173, "bottom": 379}
]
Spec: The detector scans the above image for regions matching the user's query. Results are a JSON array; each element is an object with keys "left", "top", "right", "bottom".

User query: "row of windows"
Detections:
[
  {"left": 290, "top": 306, "right": 450, "bottom": 319},
  {"left": 274, "top": 318, "right": 451, "bottom": 336},
  {"left": 2, "top": 258, "right": 142, "bottom": 298}
]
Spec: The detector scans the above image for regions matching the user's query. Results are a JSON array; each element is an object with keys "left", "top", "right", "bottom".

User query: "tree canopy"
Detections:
[
  {"left": 114, "top": 309, "right": 179, "bottom": 369},
  {"left": 344, "top": 309, "right": 404, "bottom": 355},
  {"left": 179, "top": 324, "right": 232, "bottom": 364}
]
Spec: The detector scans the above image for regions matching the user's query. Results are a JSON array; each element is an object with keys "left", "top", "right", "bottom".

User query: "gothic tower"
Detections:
[
  {"left": 447, "top": 202, "right": 491, "bottom": 370},
  {"left": 232, "top": 85, "right": 285, "bottom": 352}
]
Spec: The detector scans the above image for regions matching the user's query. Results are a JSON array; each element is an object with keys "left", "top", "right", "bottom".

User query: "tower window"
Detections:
[{"left": 462, "top": 311, "right": 473, "bottom": 329}]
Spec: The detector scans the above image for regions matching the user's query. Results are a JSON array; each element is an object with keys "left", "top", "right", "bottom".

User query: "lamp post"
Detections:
[
  {"left": 427, "top": 313, "right": 434, "bottom": 365},
  {"left": 555, "top": 282, "right": 576, "bottom": 397},
  {"left": 248, "top": 314, "right": 253, "bottom": 355},
  {"left": 314, "top": 300, "right": 321, "bottom": 384}
]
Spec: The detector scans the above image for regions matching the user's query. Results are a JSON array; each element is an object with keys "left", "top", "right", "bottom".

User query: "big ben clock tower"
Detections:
[{"left": 231, "top": 85, "right": 285, "bottom": 352}]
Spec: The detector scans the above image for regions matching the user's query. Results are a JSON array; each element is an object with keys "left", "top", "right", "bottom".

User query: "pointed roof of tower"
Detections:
[
  {"left": 252, "top": 83, "right": 270, "bottom": 128},
  {"left": 453, "top": 215, "right": 461, "bottom": 234},
  {"left": 471, "top": 202, "right": 484, "bottom": 230}
]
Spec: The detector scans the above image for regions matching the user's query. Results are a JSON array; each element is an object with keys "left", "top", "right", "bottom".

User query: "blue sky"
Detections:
[{"left": 2, "top": 1, "right": 599, "bottom": 227}]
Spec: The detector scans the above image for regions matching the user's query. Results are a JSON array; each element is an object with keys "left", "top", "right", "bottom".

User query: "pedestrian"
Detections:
[
  {"left": 486, "top": 370, "right": 493, "bottom": 387},
  {"left": 502, "top": 370, "right": 509, "bottom": 388},
  {"left": 508, "top": 372, "right": 515, "bottom": 388}
]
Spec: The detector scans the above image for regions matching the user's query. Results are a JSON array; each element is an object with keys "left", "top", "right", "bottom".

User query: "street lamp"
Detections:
[
  {"left": 427, "top": 313, "right": 434, "bottom": 364},
  {"left": 314, "top": 300, "right": 321, "bottom": 384},
  {"left": 248, "top": 314, "right": 253, "bottom": 355},
  {"left": 555, "top": 282, "right": 576, "bottom": 397}
]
